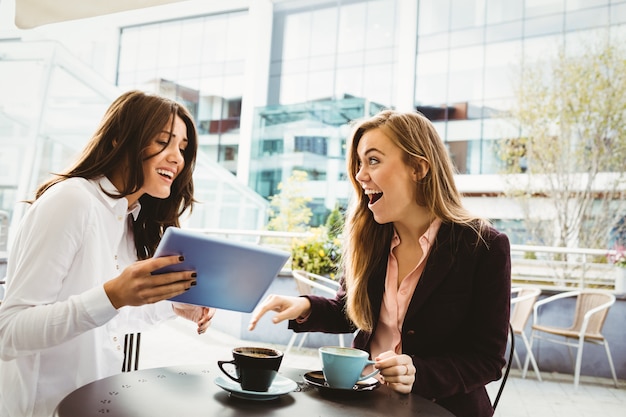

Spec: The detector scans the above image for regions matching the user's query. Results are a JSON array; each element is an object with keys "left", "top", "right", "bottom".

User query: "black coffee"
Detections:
[
  {"left": 236, "top": 348, "right": 280, "bottom": 358},
  {"left": 244, "top": 352, "right": 273, "bottom": 358}
]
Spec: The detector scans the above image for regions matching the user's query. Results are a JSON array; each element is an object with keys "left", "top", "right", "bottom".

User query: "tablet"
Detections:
[{"left": 152, "top": 227, "right": 290, "bottom": 312}]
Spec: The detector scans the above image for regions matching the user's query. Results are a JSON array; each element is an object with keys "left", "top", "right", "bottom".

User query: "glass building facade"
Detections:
[
  {"left": 0, "top": 40, "right": 119, "bottom": 236},
  {"left": 117, "top": 9, "right": 249, "bottom": 175},
  {"left": 416, "top": 0, "right": 626, "bottom": 176},
  {"left": 2, "top": 0, "right": 626, "bottom": 240}
]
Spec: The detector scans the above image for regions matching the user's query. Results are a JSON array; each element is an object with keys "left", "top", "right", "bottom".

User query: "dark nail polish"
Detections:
[
  {"left": 179, "top": 255, "right": 185, "bottom": 261},
  {"left": 191, "top": 272, "right": 197, "bottom": 278},
  {"left": 191, "top": 281, "right": 197, "bottom": 286},
  {"left": 184, "top": 287, "right": 190, "bottom": 291}
]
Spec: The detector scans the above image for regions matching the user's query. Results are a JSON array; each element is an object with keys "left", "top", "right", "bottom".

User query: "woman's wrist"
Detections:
[
  {"left": 295, "top": 296, "right": 312, "bottom": 323},
  {"left": 103, "top": 280, "right": 123, "bottom": 309}
]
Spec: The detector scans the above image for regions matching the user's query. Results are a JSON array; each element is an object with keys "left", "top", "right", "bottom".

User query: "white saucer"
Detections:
[{"left": 214, "top": 374, "right": 298, "bottom": 400}]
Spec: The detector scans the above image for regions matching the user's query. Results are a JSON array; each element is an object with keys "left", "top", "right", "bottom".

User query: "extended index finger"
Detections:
[{"left": 248, "top": 295, "right": 280, "bottom": 330}]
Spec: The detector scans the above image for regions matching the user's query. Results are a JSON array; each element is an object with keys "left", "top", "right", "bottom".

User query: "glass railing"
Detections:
[{"left": 189, "top": 228, "right": 623, "bottom": 292}]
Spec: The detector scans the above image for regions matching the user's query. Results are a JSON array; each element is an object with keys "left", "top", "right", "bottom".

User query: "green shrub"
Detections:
[{"left": 291, "top": 227, "right": 341, "bottom": 279}]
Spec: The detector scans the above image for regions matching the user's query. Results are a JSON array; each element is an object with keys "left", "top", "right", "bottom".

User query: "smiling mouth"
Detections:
[{"left": 156, "top": 169, "right": 174, "bottom": 180}]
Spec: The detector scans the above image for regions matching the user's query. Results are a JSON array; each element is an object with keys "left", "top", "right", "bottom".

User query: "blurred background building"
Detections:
[{"left": 1, "top": 0, "right": 625, "bottom": 246}]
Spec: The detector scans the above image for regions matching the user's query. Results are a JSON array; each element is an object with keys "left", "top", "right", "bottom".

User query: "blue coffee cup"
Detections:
[{"left": 319, "top": 346, "right": 380, "bottom": 390}]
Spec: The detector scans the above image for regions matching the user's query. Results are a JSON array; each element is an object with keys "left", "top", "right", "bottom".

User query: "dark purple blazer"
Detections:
[{"left": 290, "top": 222, "right": 511, "bottom": 417}]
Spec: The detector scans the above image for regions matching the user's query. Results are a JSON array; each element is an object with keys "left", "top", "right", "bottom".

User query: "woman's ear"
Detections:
[{"left": 412, "top": 158, "right": 430, "bottom": 181}]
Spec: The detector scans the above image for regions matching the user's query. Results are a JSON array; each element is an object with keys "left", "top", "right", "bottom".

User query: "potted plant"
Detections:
[
  {"left": 290, "top": 203, "right": 344, "bottom": 279},
  {"left": 291, "top": 226, "right": 342, "bottom": 279}
]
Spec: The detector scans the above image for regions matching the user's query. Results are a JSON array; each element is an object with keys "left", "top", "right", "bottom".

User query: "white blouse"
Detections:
[{"left": 0, "top": 176, "right": 175, "bottom": 417}]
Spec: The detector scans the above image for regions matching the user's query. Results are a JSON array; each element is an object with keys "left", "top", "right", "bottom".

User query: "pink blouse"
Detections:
[{"left": 369, "top": 219, "right": 441, "bottom": 362}]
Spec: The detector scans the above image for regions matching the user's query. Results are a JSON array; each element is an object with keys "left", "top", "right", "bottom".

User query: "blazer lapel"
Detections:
[{"left": 404, "top": 222, "right": 455, "bottom": 318}]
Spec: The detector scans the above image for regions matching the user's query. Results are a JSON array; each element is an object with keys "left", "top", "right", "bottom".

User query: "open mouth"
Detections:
[{"left": 367, "top": 191, "right": 383, "bottom": 205}]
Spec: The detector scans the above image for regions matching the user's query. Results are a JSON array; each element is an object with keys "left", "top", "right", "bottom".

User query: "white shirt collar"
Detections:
[{"left": 93, "top": 176, "right": 142, "bottom": 221}]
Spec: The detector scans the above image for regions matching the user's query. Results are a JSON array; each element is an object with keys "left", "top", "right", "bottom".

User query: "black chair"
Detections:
[
  {"left": 122, "top": 332, "right": 141, "bottom": 372},
  {"left": 492, "top": 323, "right": 514, "bottom": 411}
]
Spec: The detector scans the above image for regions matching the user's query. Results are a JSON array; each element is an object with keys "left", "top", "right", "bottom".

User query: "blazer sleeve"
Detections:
[{"left": 288, "top": 278, "right": 355, "bottom": 334}]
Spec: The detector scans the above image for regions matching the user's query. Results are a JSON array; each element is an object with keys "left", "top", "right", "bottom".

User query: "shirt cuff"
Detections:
[{"left": 81, "top": 285, "right": 119, "bottom": 326}]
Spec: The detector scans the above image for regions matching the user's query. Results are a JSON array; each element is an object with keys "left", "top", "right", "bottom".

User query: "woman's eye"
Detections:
[
  {"left": 157, "top": 140, "right": 168, "bottom": 147},
  {"left": 369, "top": 157, "right": 379, "bottom": 165}
]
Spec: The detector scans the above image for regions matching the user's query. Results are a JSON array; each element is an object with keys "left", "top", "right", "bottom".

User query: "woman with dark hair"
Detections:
[
  {"left": 249, "top": 110, "right": 511, "bottom": 417},
  {"left": 0, "top": 90, "right": 214, "bottom": 417}
]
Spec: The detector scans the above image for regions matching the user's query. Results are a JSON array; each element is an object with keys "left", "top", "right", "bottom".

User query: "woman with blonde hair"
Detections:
[
  {"left": 0, "top": 90, "right": 215, "bottom": 417},
  {"left": 250, "top": 109, "right": 511, "bottom": 417}
]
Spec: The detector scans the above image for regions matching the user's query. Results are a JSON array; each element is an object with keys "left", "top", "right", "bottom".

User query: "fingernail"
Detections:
[
  {"left": 179, "top": 255, "right": 185, "bottom": 261},
  {"left": 191, "top": 272, "right": 197, "bottom": 278},
  {"left": 185, "top": 287, "right": 190, "bottom": 291},
  {"left": 191, "top": 281, "right": 197, "bottom": 286}
]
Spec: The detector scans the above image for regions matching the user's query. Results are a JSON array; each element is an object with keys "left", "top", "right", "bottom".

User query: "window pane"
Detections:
[
  {"left": 311, "top": 8, "right": 338, "bottom": 57},
  {"left": 483, "top": 40, "right": 522, "bottom": 100},
  {"left": 416, "top": 50, "right": 449, "bottom": 104},
  {"left": 283, "top": 12, "right": 312, "bottom": 60},
  {"left": 419, "top": 0, "right": 451, "bottom": 34},
  {"left": 338, "top": 3, "right": 367, "bottom": 53},
  {"left": 525, "top": 0, "right": 564, "bottom": 18},
  {"left": 524, "top": 14, "right": 565, "bottom": 38},
  {"left": 366, "top": 0, "right": 395, "bottom": 49},
  {"left": 486, "top": 0, "right": 523, "bottom": 24},
  {"left": 485, "top": 20, "right": 523, "bottom": 42},
  {"left": 450, "top": 0, "right": 485, "bottom": 30},
  {"left": 566, "top": 7, "right": 609, "bottom": 31},
  {"left": 448, "top": 46, "right": 484, "bottom": 102}
]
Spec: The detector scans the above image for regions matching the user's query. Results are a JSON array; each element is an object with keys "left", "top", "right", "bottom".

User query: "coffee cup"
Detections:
[
  {"left": 217, "top": 346, "right": 283, "bottom": 392},
  {"left": 319, "top": 346, "right": 380, "bottom": 390}
]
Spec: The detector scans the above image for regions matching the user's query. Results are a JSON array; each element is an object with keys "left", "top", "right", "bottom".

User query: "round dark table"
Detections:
[{"left": 54, "top": 363, "right": 454, "bottom": 417}]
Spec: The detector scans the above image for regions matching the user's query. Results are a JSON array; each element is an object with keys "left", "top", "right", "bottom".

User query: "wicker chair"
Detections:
[
  {"left": 510, "top": 287, "right": 542, "bottom": 381},
  {"left": 525, "top": 289, "right": 618, "bottom": 388}
]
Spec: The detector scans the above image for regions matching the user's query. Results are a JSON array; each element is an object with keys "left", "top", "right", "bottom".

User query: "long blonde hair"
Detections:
[{"left": 343, "top": 110, "right": 489, "bottom": 331}]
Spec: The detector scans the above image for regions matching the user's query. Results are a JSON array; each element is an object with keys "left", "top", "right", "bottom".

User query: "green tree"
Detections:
[
  {"left": 325, "top": 203, "right": 344, "bottom": 239},
  {"left": 265, "top": 171, "right": 344, "bottom": 277},
  {"left": 266, "top": 170, "right": 312, "bottom": 233},
  {"left": 500, "top": 36, "right": 626, "bottom": 250}
]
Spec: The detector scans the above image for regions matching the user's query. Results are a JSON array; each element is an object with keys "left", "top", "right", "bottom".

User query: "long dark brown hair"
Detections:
[
  {"left": 33, "top": 90, "right": 198, "bottom": 259},
  {"left": 343, "top": 110, "right": 489, "bottom": 331}
]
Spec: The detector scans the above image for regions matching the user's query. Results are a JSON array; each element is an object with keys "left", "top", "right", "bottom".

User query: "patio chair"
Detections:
[
  {"left": 492, "top": 322, "right": 514, "bottom": 411},
  {"left": 286, "top": 270, "right": 351, "bottom": 353},
  {"left": 122, "top": 332, "right": 141, "bottom": 372},
  {"left": 524, "top": 289, "right": 618, "bottom": 388},
  {"left": 510, "top": 286, "right": 542, "bottom": 381}
]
